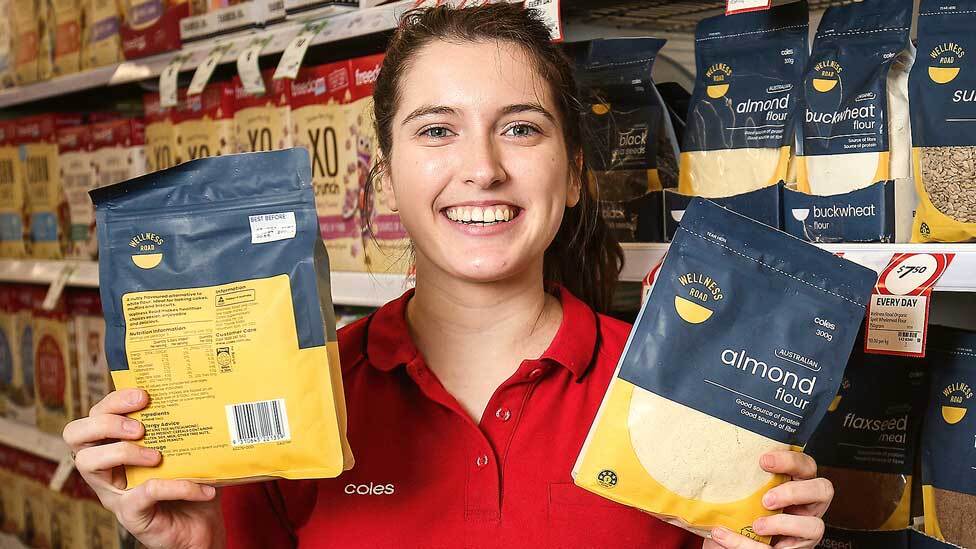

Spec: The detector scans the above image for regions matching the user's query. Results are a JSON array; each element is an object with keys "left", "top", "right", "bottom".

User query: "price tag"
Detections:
[
  {"left": 525, "top": 0, "right": 562, "bottom": 41},
  {"left": 641, "top": 254, "right": 666, "bottom": 305},
  {"left": 159, "top": 54, "right": 190, "bottom": 108},
  {"left": 864, "top": 253, "right": 955, "bottom": 357},
  {"left": 237, "top": 37, "right": 271, "bottom": 96},
  {"left": 273, "top": 20, "right": 328, "bottom": 81},
  {"left": 188, "top": 43, "right": 232, "bottom": 95},
  {"left": 42, "top": 264, "right": 75, "bottom": 311},
  {"left": 726, "top": 0, "right": 771, "bottom": 15}
]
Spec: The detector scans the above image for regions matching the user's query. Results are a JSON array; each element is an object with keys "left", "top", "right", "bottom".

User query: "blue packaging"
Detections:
[
  {"left": 679, "top": 1, "right": 808, "bottom": 198},
  {"left": 664, "top": 183, "right": 781, "bottom": 241},
  {"left": 817, "top": 527, "right": 910, "bottom": 549},
  {"left": 797, "top": 0, "right": 914, "bottom": 196}
]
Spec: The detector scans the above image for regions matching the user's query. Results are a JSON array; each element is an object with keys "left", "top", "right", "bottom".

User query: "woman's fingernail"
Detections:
[
  {"left": 753, "top": 517, "right": 767, "bottom": 533},
  {"left": 711, "top": 527, "right": 729, "bottom": 541},
  {"left": 202, "top": 485, "right": 216, "bottom": 497},
  {"left": 763, "top": 491, "right": 777, "bottom": 508},
  {"left": 761, "top": 454, "right": 775, "bottom": 469},
  {"left": 141, "top": 448, "right": 159, "bottom": 460},
  {"left": 128, "top": 390, "right": 144, "bottom": 406},
  {"left": 123, "top": 419, "right": 141, "bottom": 434}
]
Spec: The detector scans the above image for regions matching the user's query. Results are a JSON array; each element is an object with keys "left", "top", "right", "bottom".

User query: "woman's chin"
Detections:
[{"left": 442, "top": 255, "right": 533, "bottom": 284}]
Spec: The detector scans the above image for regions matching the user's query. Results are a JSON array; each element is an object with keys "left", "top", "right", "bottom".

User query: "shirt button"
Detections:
[
  {"left": 495, "top": 407, "right": 511, "bottom": 421},
  {"left": 528, "top": 368, "right": 543, "bottom": 380},
  {"left": 475, "top": 454, "right": 490, "bottom": 468}
]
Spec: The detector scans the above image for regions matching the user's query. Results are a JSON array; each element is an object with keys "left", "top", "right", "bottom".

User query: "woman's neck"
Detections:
[{"left": 405, "top": 255, "right": 562, "bottom": 422}]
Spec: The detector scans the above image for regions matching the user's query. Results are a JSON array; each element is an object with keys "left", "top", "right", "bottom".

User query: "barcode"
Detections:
[
  {"left": 225, "top": 399, "right": 291, "bottom": 446},
  {"left": 899, "top": 331, "right": 917, "bottom": 338}
]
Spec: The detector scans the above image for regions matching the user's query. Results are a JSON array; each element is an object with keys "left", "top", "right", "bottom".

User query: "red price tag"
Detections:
[
  {"left": 726, "top": 0, "right": 771, "bottom": 15},
  {"left": 864, "top": 253, "right": 954, "bottom": 357}
]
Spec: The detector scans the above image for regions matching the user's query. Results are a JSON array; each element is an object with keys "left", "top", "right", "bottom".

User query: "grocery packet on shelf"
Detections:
[
  {"left": 909, "top": 0, "right": 976, "bottom": 242},
  {"left": 91, "top": 149, "right": 352, "bottom": 487},
  {"left": 679, "top": 0, "right": 808, "bottom": 198},
  {"left": 573, "top": 198, "right": 876, "bottom": 542}
]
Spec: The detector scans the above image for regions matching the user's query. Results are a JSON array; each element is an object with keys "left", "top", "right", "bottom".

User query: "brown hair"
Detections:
[{"left": 367, "top": 3, "right": 623, "bottom": 313}]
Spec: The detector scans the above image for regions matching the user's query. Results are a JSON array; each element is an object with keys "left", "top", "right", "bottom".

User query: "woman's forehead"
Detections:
[{"left": 397, "top": 40, "right": 556, "bottom": 116}]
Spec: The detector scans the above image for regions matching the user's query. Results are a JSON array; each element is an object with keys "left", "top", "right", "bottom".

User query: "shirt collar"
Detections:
[{"left": 365, "top": 285, "right": 599, "bottom": 381}]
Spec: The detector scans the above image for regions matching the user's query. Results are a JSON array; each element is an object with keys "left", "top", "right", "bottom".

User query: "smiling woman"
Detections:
[{"left": 64, "top": 4, "right": 835, "bottom": 549}]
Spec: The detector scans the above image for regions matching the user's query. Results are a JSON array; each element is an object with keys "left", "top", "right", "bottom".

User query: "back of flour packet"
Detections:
[
  {"left": 574, "top": 198, "right": 876, "bottom": 542},
  {"left": 91, "top": 149, "right": 352, "bottom": 487}
]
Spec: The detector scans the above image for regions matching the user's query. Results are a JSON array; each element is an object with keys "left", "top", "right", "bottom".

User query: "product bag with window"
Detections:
[
  {"left": 920, "top": 326, "right": 976, "bottom": 549},
  {"left": 0, "top": 120, "right": 26, "bottom": 257},
  {"left": 573, "top": 198, "right": 876, "bottom": 542},
  {"left": 909, "top": 0, "right": 976, "bottom": 242},
  {"left": 92, "top": 148, "right": 352, "bottom": 487},
  {"left": 577, "top": 37, "right": 680, "bottom": 242},
  {"left": 679, "top": 1, "right": 808, "bottom": 198},
  {"left": 796, "top": 0, "right": 914, "bottom": 196}
]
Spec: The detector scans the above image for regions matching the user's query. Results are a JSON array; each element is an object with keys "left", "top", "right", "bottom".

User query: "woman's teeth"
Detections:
[{"left": 445, "top": 205, "right": 517, "bottom": 225}]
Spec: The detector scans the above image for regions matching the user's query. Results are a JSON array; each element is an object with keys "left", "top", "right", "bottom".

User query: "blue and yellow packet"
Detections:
[
  {"left": 91, "top": 149, "right": 352, "bottom": 487},
  {"left": 573, "top": 198, "right": 876, "bottom": 542}
]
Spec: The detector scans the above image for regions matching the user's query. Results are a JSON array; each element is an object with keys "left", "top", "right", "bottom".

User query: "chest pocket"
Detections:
[{"left": 547, "top": 482, "right": 664, "bottom": 548}]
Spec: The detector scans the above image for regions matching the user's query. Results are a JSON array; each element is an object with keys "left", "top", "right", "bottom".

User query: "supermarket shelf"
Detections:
[
  {"left": 620, "top": 242, "right": 976, "bottom": 293},
  {"left": 330, "top": 271, "right": 413, "bottom": 306},
  {"left": 0, "top": 418, "right": 74, "bottom": 491},
  {"left": 0, "top": 0, "right": 414, "bottom": 109}
]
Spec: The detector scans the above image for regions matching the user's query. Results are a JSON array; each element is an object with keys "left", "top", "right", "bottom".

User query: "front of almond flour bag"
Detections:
[
  {"left": 679, "top": 1, "right": 807, "bottom": 198},
  {"left": 910, "top": 1, "right": 976, "bottom": 242},
  {"left": 797, "top": 0, "right": 914, "bottom": 196},
  {"left": 91, "top": 149, "right": 351, "bottom": 487},
  {"left": 573, "top": 198, "right": 876, "bottom": 542}
]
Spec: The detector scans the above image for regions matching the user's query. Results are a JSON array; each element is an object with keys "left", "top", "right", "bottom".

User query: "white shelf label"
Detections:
[
  {"left": 160, "top": 54, "right": 190, "bottom": 108},
  {"left": 726, "top": 0, "right": 771, "bottom": 15},
  {"left": 237, "top": 37, "right": 272, "bottom": 96},
  {"left": 273, "top": 20, "right": 329, "bottom": 81},
  {"left": 189, "top": 42, "right": 233, "bottom": 95}
]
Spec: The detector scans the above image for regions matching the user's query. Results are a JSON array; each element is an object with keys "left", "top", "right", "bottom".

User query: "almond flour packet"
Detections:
[
  {"left": 573, "top": 198, "right": 876, "bottom": 542},
  {"left": 91, "top": 149, "right": 352, "bottom": 487}
]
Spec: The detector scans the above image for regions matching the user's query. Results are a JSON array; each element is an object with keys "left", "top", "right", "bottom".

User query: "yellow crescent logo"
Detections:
[
  {"left": 706, "top": 84, "right": 729, "bottom": 99},
  {"left": 827, "top": 396, "right": 842, "bottom": 412},
  {"left": 131, "top": 253, "right": 163, "bottom": 269},
  {"left": 942, "top": 405, "right": 967, "bottom": 424},
  {"left": 929, "top": 66, "right": 961, "bottom": 84},
  {"left": 674, "top": 296, "right": 713, "bottom": 324},
  {"left": 812, "top": 78, "right": 837, "bottom": 93}
]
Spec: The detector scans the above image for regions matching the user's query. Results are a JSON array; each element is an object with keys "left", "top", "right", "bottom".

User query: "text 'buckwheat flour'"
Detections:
[
  {"left": 574, "top": 199, "right": 875, "bottom": 542},
  {"left": 909, "top": 0, "right": 976, "bottom": 242},
  {"left": 680, "top": 1, "right": 808, "bottom": 198},
  {"left": 91, "top": 149, "right": 352, "bottom": 487},
  {"left": 797, "top": 0, "right": 914, "bottom": 196}
]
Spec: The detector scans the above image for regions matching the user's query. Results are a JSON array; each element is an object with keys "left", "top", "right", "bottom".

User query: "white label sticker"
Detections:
[
  {"left": 524, "top": 0, "right": 561, "bottom": 41},
  {"left": 274, "top": 20, "right": 328, "bottom": 81},
  {"left": 726, "top": 0, "right": 771, "bottom": 14},
  {"left": 188, "top": 43, "right": 233, "bottom": 95},
  {"left": 249, "top": 212, "right": 297, "bottom": 244},
  {"left": 160, "top": 54, "right": 189, "bottom": 108},
  {"left": 237, "top": 37, "right": 271, "bottom": 96}
]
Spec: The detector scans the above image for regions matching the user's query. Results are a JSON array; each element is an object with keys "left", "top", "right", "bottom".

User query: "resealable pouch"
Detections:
[
  {"left": 797, "top": 0, "right": 914, "bottom": 196},
  {"left": 577, "top": 37, "right": 679, "bottom": 242},
  {"left": 573, "top": 198, "right": 876, "bottom": 542},
  {"left": 805, "top": 338, "right": 927, "bottom": 531},
  {"left": 920, "top": 326, "right": 976, "bottom": 549},
  {"left": 909, "top": 1, "right": 976, "bottom": 242},
  {"left": 91, "top": 149, "right": 352, "bottom": 487},
  {"left": 679, "top": 1, "right": 807, "bottom": 198}
]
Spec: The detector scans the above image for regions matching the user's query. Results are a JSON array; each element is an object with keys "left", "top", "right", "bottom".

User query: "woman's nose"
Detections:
[{"left": 460, "top": 134, "right": 507, "bottom": 189}]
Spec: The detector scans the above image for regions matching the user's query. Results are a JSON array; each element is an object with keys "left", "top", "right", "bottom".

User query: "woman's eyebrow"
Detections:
[
  {"left": 501, "top": 103, "right": 555, "bottom": 123},
  {"left": 401, "top": 105, "right": 458, "bottom": 126}
]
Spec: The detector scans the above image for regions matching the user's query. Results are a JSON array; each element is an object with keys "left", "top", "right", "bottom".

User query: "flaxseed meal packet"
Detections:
[
  {"left": 805, "top": 338, "right": 927, "bottom": 532},
  {"left": 921, "top": 326, "right": 976, "bottom": 548},
  {"left": 91, "top": 149, "right": 352, "bottom": 487},
  {"left": 909, "top": 1, "right": 976, "bottom": 242},
  {"left": 574, "top": 198, "right": 876, "bottom": 542}
]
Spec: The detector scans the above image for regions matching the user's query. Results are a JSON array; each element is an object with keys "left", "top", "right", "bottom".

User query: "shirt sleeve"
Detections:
[{"left": 223, "top": 480, "right": 317, "bottom": 549}]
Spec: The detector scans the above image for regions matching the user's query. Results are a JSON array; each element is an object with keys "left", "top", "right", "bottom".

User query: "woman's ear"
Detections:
[
  {"left": 566, "top": 150, "right": 583, "bottom": 208},
  {"left": 378, "top": 162, "right": 399, "bottom": 212}
]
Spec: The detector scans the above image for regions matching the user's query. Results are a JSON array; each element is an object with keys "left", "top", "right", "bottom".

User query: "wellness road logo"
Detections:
[
  {"left": 673, "top": 272, "right": 724, "bottom": 325},
  {"left": 929, "top": 42, "right": 965, "bottom": 84},
  {"left": 129, "top": 232, "right": 165, "bottom": 269}
]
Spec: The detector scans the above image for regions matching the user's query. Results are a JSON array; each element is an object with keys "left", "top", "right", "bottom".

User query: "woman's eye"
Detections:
[
  {"left": 504, "top": 123, "right": 540, "bottom": 138},
  {"left": 420, "top": 126, "right": 455, "bottom": 138}
]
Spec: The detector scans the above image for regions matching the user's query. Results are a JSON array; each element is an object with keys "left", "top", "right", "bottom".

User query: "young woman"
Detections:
[{"left": 63, "top": 5, "right": 834, "bottom": 548}]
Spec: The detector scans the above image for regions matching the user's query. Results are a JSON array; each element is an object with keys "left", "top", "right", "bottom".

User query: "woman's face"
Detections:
[{"left": 385, "top": 40, "right": 579, "bottom": 283}]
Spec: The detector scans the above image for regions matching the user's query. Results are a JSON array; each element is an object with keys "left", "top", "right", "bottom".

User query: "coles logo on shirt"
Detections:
[{"left": 344, "top": 482, "right": 395, "bottom": 496}]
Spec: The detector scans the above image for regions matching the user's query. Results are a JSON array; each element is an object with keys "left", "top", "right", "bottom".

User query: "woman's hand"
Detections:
[
  {"left": 703, "top": 451, "right": 831, "bottom": 549},
  {"left": 63, "top": 388, "right": 226, "bottom": 549}
]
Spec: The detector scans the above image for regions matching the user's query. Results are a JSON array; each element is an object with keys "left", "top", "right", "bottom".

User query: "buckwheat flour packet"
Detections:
[
  {"left": 679, "top": 1, "right": 808, "bottom": 198},
  {"left": 91, "top": 149, "right": 352, "bottom": 487},
  {"left": 797, "top": 0, "right": 914, "bottom": 196},
  {"left": 805, "top": 338, "right": 927, "bottom": 531},
  {"left": 921, "top": 326, "right": 976, "bottom": 548},
  {"left": 909, "top": 1, "right": 976, "bottom": 242},
  {"left": 573, "top": 198, "right": 876, "bottom": 542},
  {"left": 577, "top": 38, "right": 680, "bottom": 242},
  {"left": 0, "top": 120, "right": 26, "bottom": 258}
]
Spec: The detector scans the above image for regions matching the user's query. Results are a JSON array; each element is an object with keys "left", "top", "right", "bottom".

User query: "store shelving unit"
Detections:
[{"left": 0, "top": 418, "right": 74, "bottom": 491}]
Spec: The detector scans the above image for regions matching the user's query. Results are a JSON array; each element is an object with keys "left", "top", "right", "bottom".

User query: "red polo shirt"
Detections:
[{"left": 222, "top": 287, "right": 700, "bottom": 548}]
